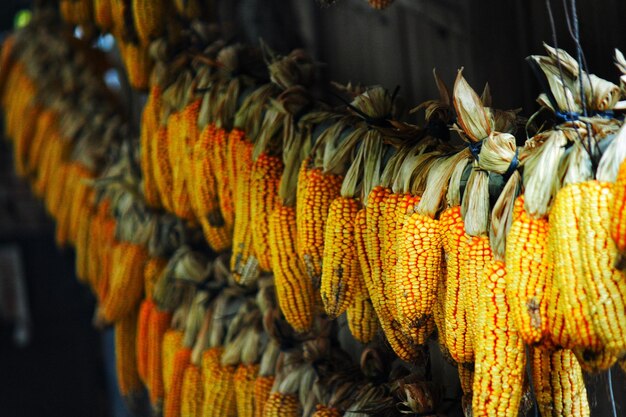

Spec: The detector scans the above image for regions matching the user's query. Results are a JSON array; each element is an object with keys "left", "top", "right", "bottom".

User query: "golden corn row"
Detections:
[
  {"left": 234, "top": 364, "right": 260, "bottom": 417},
  {"left": 433, "top": 256, "right": 447, "bottom": 353},
  {"left": 75, "top": 200, "right": 95, "bottom": 282},
  {"left": 253, "top": 376, "right": 275, "bottom": 417},
  {"left": 181, "top": 364, "right": 203, "bottom": 417},
  {"left": 201, "top": 347, "right": 237, "bottom": 417},
  {"left": 346, "top": 293, "right": 379, "bottom": 344},
  {"left": 320, "top": 197, "right": 362, "bottom": 318},
  {"left": 531, "top": 347, "right": 589, "bottom": 417},
  {"left": 295, "top": 159, "right": 312, "bottom": 252},
  {"left": 140, "top": 86, "right": 163, "bottom": 209},
  {"left": 148, "top": 309, "right": 173, "bottom": 410},
  {"left": 114, "top": 308, "right": 142, "bottom": 401},
  {"left": 395, "top": 211, "right": 443, "bottom": 333},
  {"left": 214, "top": 127, "right": 235, "bottom": 234},
  {"left": 178, "top": 100, "right": 203, "bottom": 221},
  {"left": 164, "top": 347, "right": 192, "bottom": 417},
  {"left": 192, "top": 124, "right": 231, "bottom": 252},
  {"left": 549, "top": 183, "right": 608, "bottom": 352},
  {"left": 611, "top": 159, "right": 626, "bottom": 258},
  {"left": 383, "top": 193, "right": 420, "bottom": 322},
  {"left": 152, "top": 125, "right": 175, "bottom": 213},
  {"left": 472, "top": 261, "right": 526, "bottom": 417},
  {"left": 505, "top": 196, "right": 551, "bottom": 345},
  {"left": 298, "top": 168, "right": 343, "bottom": 287},
  {"left": 456, "top": 234, "right": 493, "bottom": 363},
  {"left": 268, "top": 205, "right": 314, "bottom": 333},
  {"left": 101, "top": 242, "right": 148, "bottom": 323},
  {"left": 137, "top": 299, "right": 154, "bottom": 384},
  {"left": 312, "top": 405, "right": 342, "bottom": 417},
  {"left": 230, "top": 130, "right": 257, "bottom": 283},
  {"left": 250, "top": 154, "right": 284, "bottom": 272},
  {"left": 132, "top": 0, "right": 165, "bottom": 44},
  {"left": 162, "top": 329, "right": 184, "bottom": 397},
  {"left": 263, "top": 393, "right": 300, "bottom": 417}
]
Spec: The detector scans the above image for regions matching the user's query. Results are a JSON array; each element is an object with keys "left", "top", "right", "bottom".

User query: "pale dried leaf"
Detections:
[
  {"left": 597, "top": 123, "right": 626, "bottom": 182},
  {"left": 453, "top": 70, "right": 492, "bottom": 142}
]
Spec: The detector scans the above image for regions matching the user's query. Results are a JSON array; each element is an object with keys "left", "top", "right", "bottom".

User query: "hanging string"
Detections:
[{"left": 607, "top": 367, "right": 618, "bottom": 417}]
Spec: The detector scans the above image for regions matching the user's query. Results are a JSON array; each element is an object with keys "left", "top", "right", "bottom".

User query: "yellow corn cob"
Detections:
[
  {"left": 148, "top": 309, "right": 173, "bottom": 410},
  {"left": 433, "top": 255, "right": 447, "bottom": 352},
  {"left": 254, "top": 376, "right": 275, "bottom": 417},
  {"left": 141, "top": 86, "right": 163, "bottom": 209},
  {"left": 361, "top": 190, "right": 418, "bottom": 360},
  {"left": 263, "top": 393, "right": 300, "bottom": 417},
  {"left": 26, "top": 109, "right": 57, "bottom": 177},
  {"left": 458, "top": 365, "right": 474, "bottom": 416},
  {"left": 505, "top": 196, "right": 551, "bottom": 345},
  {"left": 320, "top": 196, "right": 362, "bottom": 318},
  {"left": 120, "top": 41, "right": 152, "bottom": 91},
  {"left": 295, "top": 159, "right": 312, "bottom": 251},
  {"left": 472, "top": 261, "right": 525, "bottom": 417},
  {"left": 109, "top": 0, "right": 127, "bottom": 32},
  {"left": 298, "top": 168, "right": 343, "bottom": 287},
  {"left": 579, "top": 181, "right": 626, "bottom": 352},
  {"left": 191, "top": 124, "right": 231, "bottom": 252},
  {"left": 346, "top": 292, "right": 379, "bottom": 344},
  {"left": 164, "top": 347, "right": 192, "bottom": 417},
  {"left": 162, "top": 329, "right": 184, "bottom": 397},
  {"left": 75, "top": 198, "right": 95, "bottom": 282},
  {"left": 201, "top": 347, "right": 237, "bottom": 417},
  {"left": 548, "top": 183, "right": 609, "bottom": 352},
  {"left": 382, "top": 193, "right": 420, "bottom": 322},
  {"left": 94, "top": 217, "right": 117, "bottom": 302},
  {"left": 231, "top": 132, "right": 257, "bottom": 283},
  {"left": 85, "top": 203, "right": 111, "bottom": 293},
  {"left": 0, "top": 34, "right": 16, "bottom": 96},
  {"left": 13, "top": 103, "right": 40, "bottom": 178},
  {"left": 531, "top": 347, "right": 589, "bottom": 417},
  {"left": 152, "top": 125, "right": 175, "bottom": 212},
  {"left": 132, "top": 0, "right": 165, "bottom": 44},
  {"left": 250, "top": 154, "right": 284, "bottom": 272},
  {"left": 67, "top": 165, "right": 94, "bottom": 246},
  {"left": 214, "top": 127, "right": 235, "bottom": 234},
  {"left": 114, "top": 308, "right": 142, "bottom": 402},
  {"left": 234, "top": 364, "right": 260, "bottom": 417},
  {"left": 94, "top": 0, "right": 113, "bottom": 30},
  {"left": 395, "top": 211, "right": 443, "bottom": 333},
  {"left": 181, "top": 364, "right": 203, "bottom": 417},
  {"left": 52, "top": 165, "right": 75, "bottom": 248},
  {"left": 455, "top": 234, "right": 493, "bottom": 363},
  {"left": 611, "top": 159, "right": 626, "bottom": 259},
  {"left": 312, "top": 405, "right": 341, "bottom": 417},
  {"left": 268, "top": 205, "right": 314, "bottom": 333},
  {"left": 101, "top": 242, "right": 148, "bottom": 323},
  {"left": 137, "top": 299, "right": 154, "bottom": 384}
]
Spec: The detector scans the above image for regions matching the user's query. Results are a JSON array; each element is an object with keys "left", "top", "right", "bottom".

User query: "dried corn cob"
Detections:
[
  {"left": 137, "top": 299, "right": 154, "bottom": 384},
  {"left": 269, "top": 205, "right": 314, "bottom": 333},
  {"left": 254, "top": 376, "right": 275, "bottom": 417},
  {"left": 312, "top": 405, "right": 341, "bottom": 417},
  {"left": 180, "top": 364, "right": 203, "bottom": 417},
  {"left": 505, "top": 196, "right": 551, "bottom": 345},
  {"left": 321, "top": 196, "right": 362, "bottom": 318},
  {"left": 175, "top": 100, "right": 202, "bottom": 223},
  {"left": 94, "top": 217, "right": 117, "bottom": 302},
  {"left": 148, "top": 308, "right": 173, "bottom": 410},
  {"left": 152, "top": 125, "right": 175, "bottom": 212},
  {"left": 472, "top": 261, "right": 525, "bottom": 417},
  {"left": 162, "top": 329, "right": 184, "bottom": 397},
  {"left": 132, "top": 0, "right": 165, "bottom": 44},
  {"left": 611, "top": 158, "right": 626, "bottom": 261},
  {"left": 531, "top": 347, "right": 589, "bottom": 417},
  {"left": 234, "top": 364, "right": 260, "bottom": 417},
  {"left": 94, "top": 0, "right": 113, "bottom": 30},
  {"left": 250, "top": 154, "right": 284, "bottom": 272},
  {"left": 164, "top": 347, "right": 192, "bottom": 417},
  {"left": 201, "top": 347, "right": 237, "bottom": 417},
  {"left": 395, "top": 211, "right": 443, "bottom": 333},
  {"left": 60, "top": 0, "right": 93, "bottom": 25},
  {"left": 214, "top": 127, "right": 235, "bottom": 233},
  {"left": 298, "top": 168, "right": 343, "bottom": 287},
  {"left": 140, "top": 86, "right": 163, "bottom": 209},
  {"left": 75, "top": 199, "right": 95, "bottom": 282},
  {"left": 100, "top": 242, "right": 148, "bottom": 323},
  {"left": 115, "top": 308, "right": 142, "bottom": 404},
  {"left": 167, "top": 110, "right": 195, "bottom": 223},
  {"left": 119, "top": 41, "right": 152, "bottom": 91},
  {"left": 12, "top": 103, "right": 40, "bottom": 178},
  {"left": 263, "top": 393, "right": 300, "bottom": 417},
  {"left": 230, "top": 131, "right": 258, "bottom": 284},
  {"left": 549, "top": 183, "right": 608, "bottom": 352},
  {"left": 456, "top": 234, "right": 492, "bottom": 363}
]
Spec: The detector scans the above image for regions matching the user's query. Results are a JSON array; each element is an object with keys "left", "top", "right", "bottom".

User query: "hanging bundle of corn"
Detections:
[
  {"left": 530, "top": 346, "right": 589, "bottom": 417},
  {"left": 114, "top": 307, "right": 143, "bottom": 410}
]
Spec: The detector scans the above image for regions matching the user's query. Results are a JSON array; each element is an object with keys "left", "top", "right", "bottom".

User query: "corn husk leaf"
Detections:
[
  {"left": 453, "top": 70, "right": 492, "bottom": 142},
  {"left": 597, "top": 123, "right": 626, "bottom": 182}
]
